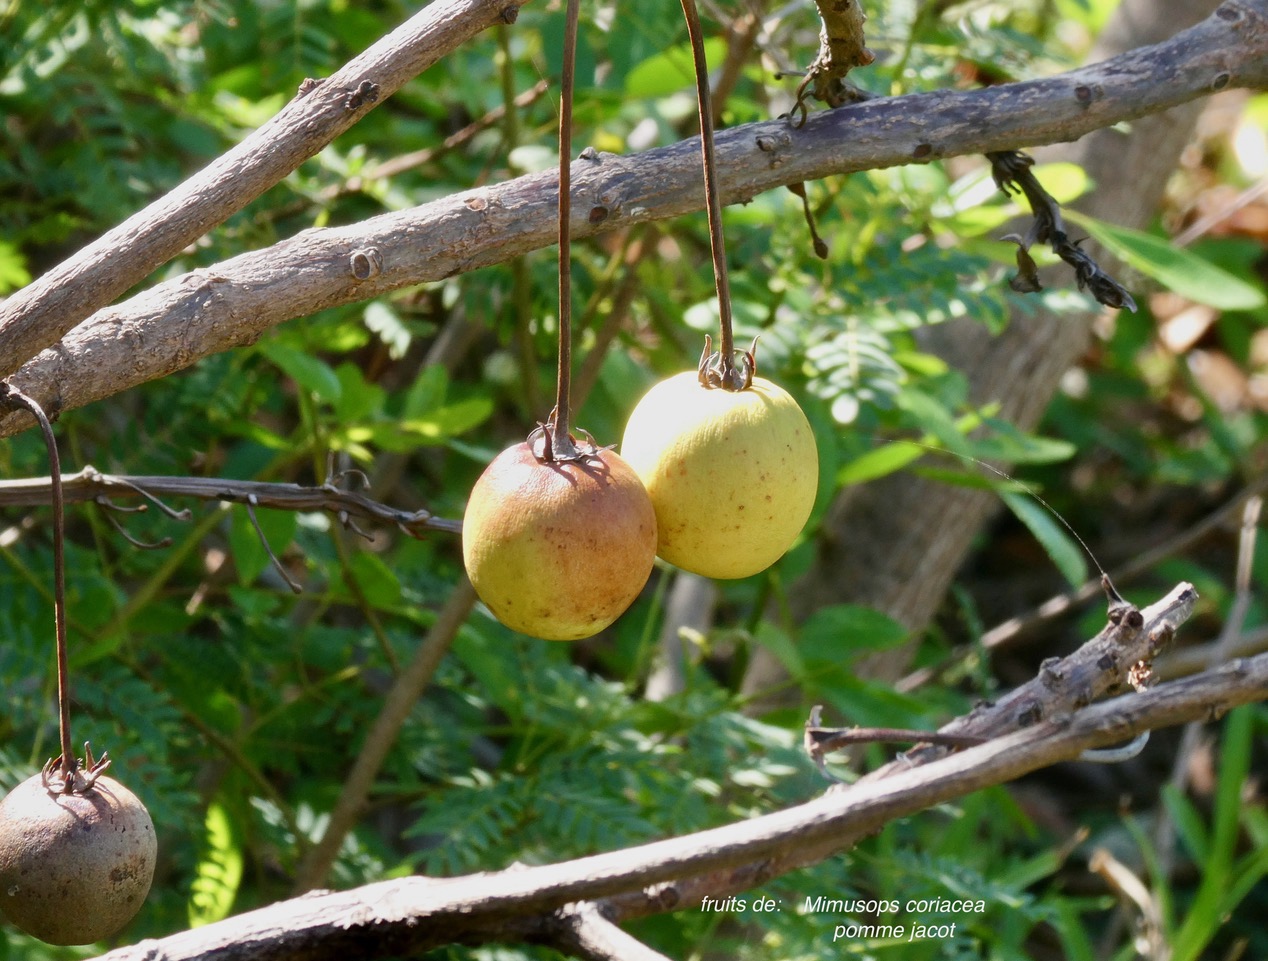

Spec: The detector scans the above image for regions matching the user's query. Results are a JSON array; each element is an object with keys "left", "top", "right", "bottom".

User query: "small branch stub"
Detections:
[{"left": 349, "top": 247, "right": 383, "bottom": 280}]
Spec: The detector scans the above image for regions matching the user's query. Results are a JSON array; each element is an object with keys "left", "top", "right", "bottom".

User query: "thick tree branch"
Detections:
[
  {"left": 89, "top": 631, "right": 1267, "bottom": 960},
  {"left": 0, "top": 0, "right": 531, "bottom": 382},
  {"left": 3, "top": 0, "right": 1266, "bottom": 439},
  {"left": 82, "top": 584, "right": 1262, "bottom": 961}
]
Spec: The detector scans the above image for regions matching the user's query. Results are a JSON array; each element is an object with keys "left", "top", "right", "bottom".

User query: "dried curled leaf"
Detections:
[{"left": 989, "top": 150, "right": 1137, "bottom": 311}]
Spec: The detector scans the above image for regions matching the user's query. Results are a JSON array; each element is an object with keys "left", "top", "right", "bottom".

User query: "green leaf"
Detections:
[
  {"left": 896, "top": 388, "right": 971, "bottom": 454},
  {"left": 334, "top": 362, "right": 386, "bottom": 423},
  {"left": 345, "top": 551, "right": 402, "bottom": 609},
  {"left": 1162, "top": 783, "right": 1210, "bottom": 864},
  {"left": 999, "top": 490, "right": 1089, "bottom": 589},
  {"left": 364, "top": 300, "right": 412, "bottom": 360},
  {"left": 624, "top": 37, "right": 728, "bottom": 99},
  {"left": 402, "top": 364, "right": 448, "bottom": 420},
  {"left": 0, "top": 240, "right": 31, "bottom": 294},
  {"left": 1065, "top": 211, "right": 1267, "bottom": 310},
  {"left": 911, "top": 465, "right": 1028, "bottom": 492},
  {"left": 969, "top": 421, "right": 1078, "bottom": 464},
  {"left": 260, "top": 342, "right": 343, "bottom": 402},
  {"left": 754, "top": 621, "right": 804, "bottom": 682},
  {"left": 838, "top": 441, "right": 926, "bottom": 485},
  {"left": 188, "top": 802, "right": 243, "bottom": 927},
  {"left": 400, "top": 397, "right": 494, "bottom": 442},
  {"left": 800, "top": 605, "right": 910, "bottom": 661}
]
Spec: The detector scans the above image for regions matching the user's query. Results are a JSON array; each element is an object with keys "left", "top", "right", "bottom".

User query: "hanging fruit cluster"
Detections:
[{"left": 462, "top": 0, "right": 818, "bottom": 640}]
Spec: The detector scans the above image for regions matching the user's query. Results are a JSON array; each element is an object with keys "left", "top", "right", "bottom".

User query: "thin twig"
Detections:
[
  {"left": 544, "top": 902, "right": 676, "bottom": 961},
  {"left": 1154, "top": 495, "right": 1261, "bottom": 885},
  {"left": 245, "top": 496, "right": 304, "bottom": 594},
  {"left": 1156, "top": 622, "right": 1268, "bottom": 679},
  {"left": 969, "top": 473, "right": 1268, "bottom": 655},
  {"left": 1090, "top": 848, "right": 1168, "bottom": 959},
  {"left": 572, "top": 227, "right": 655, "bottom": 409},
  {"left": 547, "top": 0, "right": 583, "bottom": 458},
  {"left": 358, "top": 79, "right": 551, "bottom": 185},
  {"left": 0, "top": 467, "right": 462, "bottom": 536},
  {"left": 1172, "top": 176, "right": 1268, "bottom": 247},
  {"left": 681, "top": 0, "right": 742, "bottom": 387}
]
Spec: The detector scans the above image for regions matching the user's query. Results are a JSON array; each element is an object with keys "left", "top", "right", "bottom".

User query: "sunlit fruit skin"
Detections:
[
  {"left": 462, "top": 442, "right": 658, "bottom": 641},
  {"left": 620, "top": 372, "right": 817, "bottom": 579},
  {"left": 0, "top": 773, "right": 156, "bottom": 945}
]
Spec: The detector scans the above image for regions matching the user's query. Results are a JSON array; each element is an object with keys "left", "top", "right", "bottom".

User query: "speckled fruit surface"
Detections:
[
  {"left": 0, "top": 772, "right": 156, "bottom": 945},
  {"left": 621, "top": 372, "right": 818, "bottom": 579},
  {"left": 462, "top": 442, "right": 658, "bottom": 640}
]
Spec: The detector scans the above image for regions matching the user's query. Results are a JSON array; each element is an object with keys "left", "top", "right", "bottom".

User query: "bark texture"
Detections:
[
  {"left": 83, "top": 592, "right": 1267, "bottom": 961},
  {"left": 0, "top": 0, "right": 532, "bottom": 382},
  {"left": 742, "top": 0, "right": 1234, "bottom": 703},
  {"left": 1, "top": 0, "right": 1265, "bottom": 438}
]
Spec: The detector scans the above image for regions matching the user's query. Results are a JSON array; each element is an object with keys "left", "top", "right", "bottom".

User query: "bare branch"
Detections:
[
  {"left": 2, "top": 1, "right": 1266, "bottom": 439},
  {"left": 793, "top": 0, "right": 876, "bottom": 119},
  {"left": 0, "top": 0, "right": 531, "bottom": 382},
  {"left": 88, "top": 633, "right": 1267, "bottom": 961},
  {"left": 544, "top": 902, "right": 677, "bottom": 961},
  {"left": 0, "top": 467, "right": 461, "bottom": 536},
  {"left": 879, "top": 581, "right": 1199, "bottom": 756}
]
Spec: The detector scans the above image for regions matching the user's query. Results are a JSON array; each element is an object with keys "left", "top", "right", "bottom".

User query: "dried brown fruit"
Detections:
[{"left": 0, "top": 772, "right": 156, "bottom": 945}]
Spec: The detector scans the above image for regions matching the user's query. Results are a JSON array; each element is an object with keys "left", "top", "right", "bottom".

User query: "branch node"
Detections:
[
  {"left": 344, "top": 80, "right": 381, "bottom": 110},
  {"left": 349, "top": 248, "right": 383, "bottom": 280}
]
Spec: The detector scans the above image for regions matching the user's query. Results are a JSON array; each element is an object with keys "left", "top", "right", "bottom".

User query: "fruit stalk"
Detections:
[
  {"left": 679, "top": 0, "right": 744, "bottom": 391},
  {"left": 1, "top": 387, "right": 74, "bottom": 784},
  {"left": 547, "top": 0, "right": 583, "bottom": 460}
]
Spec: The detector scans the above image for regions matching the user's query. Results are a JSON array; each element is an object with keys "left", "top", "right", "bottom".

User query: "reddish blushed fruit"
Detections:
[
  {"left": 0, "top": 773, "right": 156, "bottom": 945},
  {"left": 462, "top": 441, "right": 658, "bottom": 641}
]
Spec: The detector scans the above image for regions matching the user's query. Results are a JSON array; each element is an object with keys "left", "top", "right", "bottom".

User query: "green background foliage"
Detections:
[{"left": 0, "top": 0, "right": 1265, "bottom": 958}]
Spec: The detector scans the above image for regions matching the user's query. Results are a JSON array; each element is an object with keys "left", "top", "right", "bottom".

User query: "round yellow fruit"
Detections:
[
  {"left": 462, "top": 441, "right": 658, "bottom": 641},
  {"left": 620, "top": 372, "right": 817, "bottom": 579}
]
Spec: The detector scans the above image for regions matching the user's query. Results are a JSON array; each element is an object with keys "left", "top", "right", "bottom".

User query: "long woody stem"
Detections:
[
  {"left": 3, "top": 388, "right": 73, "bottom": 782},
  {"left": 680, "top": 0, "right": 741, "bottom": 388},
  {"left": 549, "top": 0, "right": 582, "bottom": 457}
]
